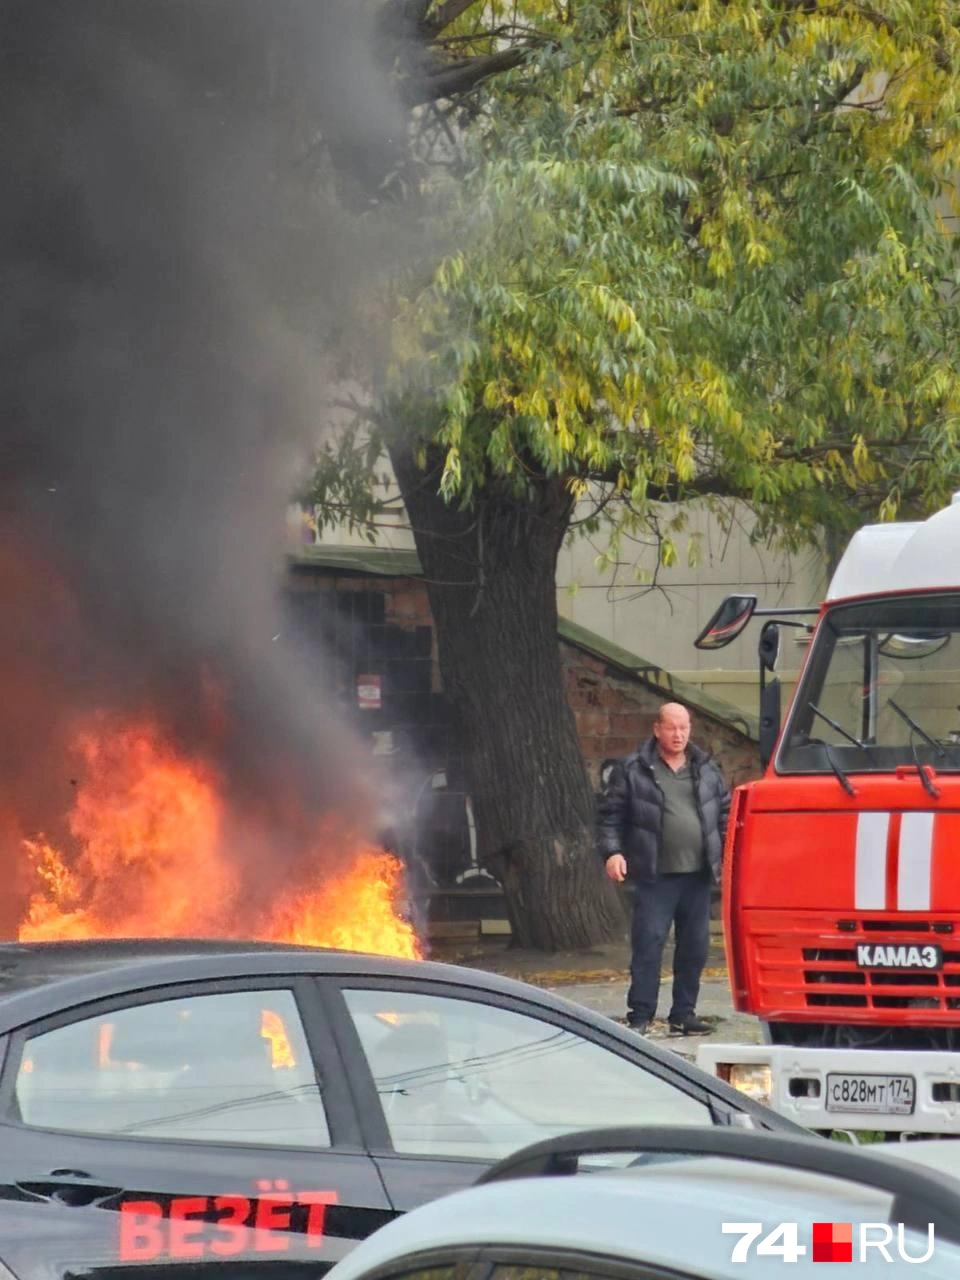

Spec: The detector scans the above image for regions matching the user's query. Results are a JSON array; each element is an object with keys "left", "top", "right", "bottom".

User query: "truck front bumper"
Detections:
[{"left": 697, "top": 1042, "right": 960, "bottom": 1133}]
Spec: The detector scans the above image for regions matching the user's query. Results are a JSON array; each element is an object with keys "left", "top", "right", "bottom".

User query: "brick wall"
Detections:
[
  {"left": 561, "top": 644, "right": 759, "bottom": 791},
  {"left": 288, "top": 569, "right": 429, "bottom": 625}
]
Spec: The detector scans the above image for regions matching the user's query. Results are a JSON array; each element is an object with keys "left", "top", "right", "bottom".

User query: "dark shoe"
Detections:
[
  {"left": 668, "top": 1014, "right": 714, "bottom": 1036},
  {"left": 616, "top": 1015, "right": 650, "bottom": 1034}
]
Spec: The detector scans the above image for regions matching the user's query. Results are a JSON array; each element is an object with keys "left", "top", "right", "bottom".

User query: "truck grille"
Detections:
[{"left": 747, "top": 912, "right": 960, "bottom": 1016}]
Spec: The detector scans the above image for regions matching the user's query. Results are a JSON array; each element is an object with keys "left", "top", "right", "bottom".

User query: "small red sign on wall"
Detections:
[{"left": 357, "top": 674, "right": 382, "bottom": 710}]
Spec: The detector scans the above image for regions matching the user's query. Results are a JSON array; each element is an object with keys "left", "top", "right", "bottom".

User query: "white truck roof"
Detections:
[{"left": 826, "top": 493, "right": 960, "bottom": 601}]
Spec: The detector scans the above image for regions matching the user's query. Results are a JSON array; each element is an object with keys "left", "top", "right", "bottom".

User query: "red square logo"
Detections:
[{"left": 813, "top": 1222, "right": 853, "bottom": 1263}]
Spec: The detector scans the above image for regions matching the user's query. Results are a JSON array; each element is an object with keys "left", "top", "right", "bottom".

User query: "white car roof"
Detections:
[
  {"left": 870, "top": 1138, "right": 960, "bottom": 1180},
  {"left": 325, "top": 1156, "right": 960, "bottom": 1280}
]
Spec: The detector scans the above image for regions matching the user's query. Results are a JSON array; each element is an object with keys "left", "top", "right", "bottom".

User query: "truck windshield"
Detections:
[{"left": 778, "top": 593, "right": 960, "bottom": 774}]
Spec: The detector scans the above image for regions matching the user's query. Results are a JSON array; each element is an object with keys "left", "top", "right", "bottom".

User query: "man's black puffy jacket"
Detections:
[{"left": 596, "top": 737, "right": 731, "bottom": 884}]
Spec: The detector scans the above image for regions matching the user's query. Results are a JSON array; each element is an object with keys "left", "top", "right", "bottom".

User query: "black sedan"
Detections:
[{"left": 0, "top": 939, "right": 801, "bottom": 1279}]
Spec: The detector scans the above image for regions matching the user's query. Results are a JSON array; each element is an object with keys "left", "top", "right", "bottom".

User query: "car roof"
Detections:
[
  {"left": 868, "top": 1138, "right": 960, "bottom": 1181},
  {"left": 0, "top": 939, "right": 517, "bottom": 1017},
  {"left": 0, "top": 937, "right": 537, "bottom": 998},
  {"left": 0, "top": 939, "right": 798, "bottom": 1132},
  {"left": 323, "top": 1157, "right": 960, "bottom": 1280},
  {"left": 0, "top": 938, "right": 324, "bottom": 993}
]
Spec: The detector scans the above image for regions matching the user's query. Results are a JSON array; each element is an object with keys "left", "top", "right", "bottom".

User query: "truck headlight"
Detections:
[{"left": 727, "top": 1063, "right": 774, "bottom": 1107}]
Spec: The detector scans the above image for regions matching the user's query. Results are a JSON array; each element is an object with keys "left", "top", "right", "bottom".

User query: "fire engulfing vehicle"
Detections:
[{"left": 0, "top": 939, "right": 804, "bottom": 1278}]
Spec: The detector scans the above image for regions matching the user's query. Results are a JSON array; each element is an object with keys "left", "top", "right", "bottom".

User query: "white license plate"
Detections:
[{"left": 826, "top": 1072, "right": 915, "bottom": 1115}]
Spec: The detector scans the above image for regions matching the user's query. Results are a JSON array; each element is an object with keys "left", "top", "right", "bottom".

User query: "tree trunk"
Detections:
[{"left": 390, "top": 445, "right": 626, "bottom": 950}]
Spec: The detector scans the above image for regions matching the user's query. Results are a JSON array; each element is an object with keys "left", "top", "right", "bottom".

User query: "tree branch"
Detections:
[
  {"left": 579, "top": 465, "right": 746, "bottom": 503},
  {"left": 424, "top": 0, "right": 483, "bottom": 36},
  {"left": 378, "top": 0, "right": 434, "bottom": 41},
  {"left": 408, "top": 0, "right": 436, "bottom": 26},
  {"left": 412, "top": 44, "right": 533, "bottom": 101}
]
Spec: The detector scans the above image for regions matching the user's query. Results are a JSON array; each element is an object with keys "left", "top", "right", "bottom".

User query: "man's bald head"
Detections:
[
  {"left": 656, "top": 702, "right": 690, "bottom": 728},
  {"left": 654, "top": 702, "right": 691, "bottom": 762}
]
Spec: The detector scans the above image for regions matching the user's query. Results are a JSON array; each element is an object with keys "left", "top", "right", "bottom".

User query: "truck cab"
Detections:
[{"left": 694, "top": 495, "right": 960, "bottom": 1132}]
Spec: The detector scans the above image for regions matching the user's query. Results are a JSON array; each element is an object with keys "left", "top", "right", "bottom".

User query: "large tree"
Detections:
[{"left": 314, "top": 0, "right": 960, "bottom": 949}]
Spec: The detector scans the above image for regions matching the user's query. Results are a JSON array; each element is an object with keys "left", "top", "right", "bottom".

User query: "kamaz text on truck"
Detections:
[{"left": 693, "top": 494, "right": 960, "bottom": 1135}]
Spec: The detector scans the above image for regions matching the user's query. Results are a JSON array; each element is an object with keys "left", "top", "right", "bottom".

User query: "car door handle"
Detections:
[{"left": 16, "top": 1169, "right": 123, "bottom": 1207}]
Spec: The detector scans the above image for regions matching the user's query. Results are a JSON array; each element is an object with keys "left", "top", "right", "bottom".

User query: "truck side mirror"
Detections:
[
  {"left": 758, "top": 621, "right": 780, "bottom": 672},
  {"left": 758, "top": 622, "right": 781, "bottom": 769},
  {"left": 694, "top": 594, "right": 758, "bottom": 650},
  {"left": 759, "top": 678, "right": 781, "bottom": 771}
]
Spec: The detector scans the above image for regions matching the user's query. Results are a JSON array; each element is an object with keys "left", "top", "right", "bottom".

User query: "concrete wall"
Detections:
[
  {"left": 667, "top": 668, "right": 803, "bottom": 725},
  {"left": 555, "top": 498, "right": 827, "bottom": 684}
]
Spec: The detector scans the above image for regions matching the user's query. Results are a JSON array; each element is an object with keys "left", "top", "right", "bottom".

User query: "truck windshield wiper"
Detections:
[
  {"left": 806, "top": 703, "right": 858, "bottom": 796},
  {"left": 821, "top": 742, "right": 856, "bottom": 796},
  {"left": 909, "top": 745, "right": 941, "bottom": 799},
  {"left": 807, "top": 702, "right": 865, "bottom": 750},
  {"left": 887, "top": 699, "right": 946, "bottom": 759},
  {"left": 886, "top": 698, "right": 943, "bottom": 798}
]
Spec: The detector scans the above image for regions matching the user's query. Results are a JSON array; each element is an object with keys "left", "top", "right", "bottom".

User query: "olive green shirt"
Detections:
[{"left": 652, "top": 754, "right": 706, "bottom": 874}]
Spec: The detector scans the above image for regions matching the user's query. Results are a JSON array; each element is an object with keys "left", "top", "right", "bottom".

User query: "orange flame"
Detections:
[
  {"left": 19, "top": 720, "right": 235, "bottom": 941},
  {"left": 14, "top": 715, "right": 421, "bottom": 961},
  {"left": 263, "top": 850, "right": 420, "bottom": 958},
  {"left": 261, "top": 1009, "right": 296, "bottom": 1069}
]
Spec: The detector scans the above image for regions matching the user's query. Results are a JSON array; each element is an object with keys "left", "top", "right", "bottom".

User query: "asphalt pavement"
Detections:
[
  {"left": 545, "top": 972, "right": 762, "bottom": 1059},
  {"left": 438, "top": 926, "right": 763, "bottom": 1060}
]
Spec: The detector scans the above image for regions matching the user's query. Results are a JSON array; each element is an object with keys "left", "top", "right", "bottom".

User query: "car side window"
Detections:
[
  {"left": 342, "top": 988, "right": 711, "bottom": 1159},
  {"left": 15, "top": 987, "right": 330, "bottom": 1148}
]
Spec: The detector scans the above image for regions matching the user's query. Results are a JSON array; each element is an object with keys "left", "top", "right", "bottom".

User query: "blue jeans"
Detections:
[{"left": 627, "top": 871, "right": 712, "bottom": 1023}]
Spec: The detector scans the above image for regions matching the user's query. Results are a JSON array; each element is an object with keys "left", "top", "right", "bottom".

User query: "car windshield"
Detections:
[{"left": 779, "top": 593, "right": 960, "bottom": 774}]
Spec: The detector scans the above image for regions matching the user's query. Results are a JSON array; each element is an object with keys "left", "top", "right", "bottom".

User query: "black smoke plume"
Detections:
[{"left": 0, "top": 1, "right": 412, "bottom": 934}]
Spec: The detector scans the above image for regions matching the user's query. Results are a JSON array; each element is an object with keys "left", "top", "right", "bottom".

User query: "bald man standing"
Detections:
[{"left": 597, "top": 703, "right": 730, "bottom": 1036}]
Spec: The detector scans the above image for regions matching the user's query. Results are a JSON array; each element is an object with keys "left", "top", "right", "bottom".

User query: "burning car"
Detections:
[{"left": 0, "top": 939, "right": 806, "bottom": 1278}]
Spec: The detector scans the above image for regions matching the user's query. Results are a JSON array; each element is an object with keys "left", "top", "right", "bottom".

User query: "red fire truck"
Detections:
[{"left": 694, "top": 494, "right": 960, "bottom": 1133}]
